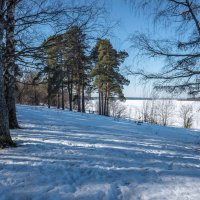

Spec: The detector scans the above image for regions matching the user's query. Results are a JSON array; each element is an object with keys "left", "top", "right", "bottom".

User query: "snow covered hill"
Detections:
[{"left": 1, "top": 105, "right": 200, "bottom": 200}]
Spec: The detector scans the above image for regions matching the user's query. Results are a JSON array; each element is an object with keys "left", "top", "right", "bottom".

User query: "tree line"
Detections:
[
  {"left": 16, "top": 27, "right": 129, "bottom": 115},
  {"left": 1, "top": 0, "right": 199, "bottom": 148},
  {"left": 0, "top": 0, "right": 129, "bottom": 147}
]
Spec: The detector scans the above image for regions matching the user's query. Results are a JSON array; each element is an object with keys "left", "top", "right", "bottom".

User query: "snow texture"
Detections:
[{"left": 1, "top": 105, "right": 200, "bottom": 200}]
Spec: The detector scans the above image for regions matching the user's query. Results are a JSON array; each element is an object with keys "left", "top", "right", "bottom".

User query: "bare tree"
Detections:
[
  {"left": 142, "top": 91, "right": 159, "bottom": 124},
  {"left": 156, "top": 99, "right": 174, "bottom": 126},
  {"left": 142, "top": 99, "right": 150, "bottom": 122},
  {"left": 180, "top": 104, "right": 193, "bottom": 128},
  {"left": 16, "top": 72, "right": 47, "bottom": 105},
  {"left": 109, "top": 100, "right": 127, "bottom": 119},
  {"left": 128, "top": 0, "right": 200, "bottom": 96}
]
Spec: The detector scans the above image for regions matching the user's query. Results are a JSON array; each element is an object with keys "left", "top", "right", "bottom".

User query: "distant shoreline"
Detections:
[{"left": 90, "top": 97, "right": 200, "bottom": 101}]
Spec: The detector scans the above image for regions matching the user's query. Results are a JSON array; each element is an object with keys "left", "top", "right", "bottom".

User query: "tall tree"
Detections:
[
  {"left": 0, "top": 0, "right": 14, "bottom": 147},
  {"left": 91, "top": 39, "right": 129, "bottom": 116},
  {"left": 63, "top": 26, "right": 89, "bottom": 112},
  {"left": 4, "top": 0, "right": 19, "bottom": 128},
  {"left": 44, "top": 34, "right": 64, "bottom": 109}
]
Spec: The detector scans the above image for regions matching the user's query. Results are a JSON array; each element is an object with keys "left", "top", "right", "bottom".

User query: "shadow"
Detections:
[{"left": 0, "top": 105, "right": 200, "bottom": 199}]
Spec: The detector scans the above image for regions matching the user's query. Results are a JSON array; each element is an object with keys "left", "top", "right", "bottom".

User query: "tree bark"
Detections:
[
  {"left": 57, "top": 91, "right": 60, "bottom": 109},
  {"left": 81, "top": 84, "right": 85, "bottom": 113},
  {"left": 77, "top": 84, "right": 81, "bottom": 112},
  {"left": 98, "top": 89, "right": 101, "bottom": 115},
  {"left": 106, "top": 83, "right": 109, "bottom": 116},
  {"left": 0, "top": 0, "right": 14, "bottom": 147},
  {"left": 4, "top": 0, "right": 19, "bottom": 129},
  {"left": 34, "top": 84, "right": 38, "bottom": 105},
  {"left": 47, "top": 72, "right": 51, "bottom": 109},
  {"left": 61, "top": 80, "right": 64, "bottom": 110},
  {"left": 101, "top": 91, "right": 104, "bottom": 115},
  {"left": 104, "top": 90, "right": 107, "bottom": 116},
  {"left": 47, "top": 92, "right": 51, "bottom": 109},
  {"left": 67, "top": 82, "right": 73, "bottom": 111}
]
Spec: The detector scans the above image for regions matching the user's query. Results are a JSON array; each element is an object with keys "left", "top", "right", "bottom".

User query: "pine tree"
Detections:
[
  {"left": 91, "top": 39, "right": 129, "bottom": 116},
  {"left": 43, "top": 34, "right": 64, "bottom": 109},
  {"left": 43, "top": 26, "right": 91, "bottom": 112},
  {"left": 63, "top": 26, "right": 89, "bottom": 112}
]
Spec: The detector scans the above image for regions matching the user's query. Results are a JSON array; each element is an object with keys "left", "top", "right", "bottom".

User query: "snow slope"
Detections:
[{"left": 1, "top": 105, "right": 200, "bottom": 200}]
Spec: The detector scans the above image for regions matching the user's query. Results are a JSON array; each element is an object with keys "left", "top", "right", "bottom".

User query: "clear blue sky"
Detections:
[{"left": 105, "top": 0, "right": 167, "bottom": 97}]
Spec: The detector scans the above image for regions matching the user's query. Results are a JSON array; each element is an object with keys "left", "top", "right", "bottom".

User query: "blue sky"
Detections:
[{"left": 105, "top": 0, "right": 166, "bottom": 97}]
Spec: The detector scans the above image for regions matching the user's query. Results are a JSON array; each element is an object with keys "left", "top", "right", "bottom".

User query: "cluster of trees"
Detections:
[
  {"left": 180, "top": 104, "right": 193, "bottom": 128},
  {"left": 129, "top": 98, "right": 193, "bottom": 128},
  {"left": 16, "top": 72, "right": 47, "bottom": 105},
  {"left": 0, "top": 0, "right": 129, "bottom": 148},
  {"left": 16, "top": 34, "right": 129, "bottom": 115},
  {"left": 140, "top": 99, "right": 174, "bottom": 126},
  {"left": 43, "top": 26, "right": 89, "bottom": 112},
  {"left": 2, "top": 0, "right": 200, "bottom": 147}
]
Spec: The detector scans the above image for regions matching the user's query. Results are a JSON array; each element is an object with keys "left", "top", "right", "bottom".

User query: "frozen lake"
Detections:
[{"left": 86, "top": 99, "right": 200, "bottom": 129}]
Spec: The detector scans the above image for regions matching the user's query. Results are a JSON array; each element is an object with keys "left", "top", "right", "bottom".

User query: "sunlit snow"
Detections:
[{"left": 1, "top": 105, "right": 200, "bottom": 199}]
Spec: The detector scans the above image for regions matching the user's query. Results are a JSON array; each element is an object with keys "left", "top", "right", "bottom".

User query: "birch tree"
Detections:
[
  {"left": 4, "top": 0, "right": 18, "bottom": 128},
  {"left": 0, "top": 0, "right": 14, "bottom": 147}
]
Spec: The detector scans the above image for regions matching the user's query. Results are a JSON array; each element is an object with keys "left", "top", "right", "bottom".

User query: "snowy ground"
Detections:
[
  {"left": 1, "top": 105, "right": 200, "bottom": 199},
  {"left": 87, "top": 99, "right": 200, "bottom": 129},
  {"left": 123, "top": 100, "right": 200, "bottom": 129}
]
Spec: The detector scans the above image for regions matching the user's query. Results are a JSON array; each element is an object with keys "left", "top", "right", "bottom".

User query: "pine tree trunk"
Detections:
[
  {"left": 101, "top": 91, "right": 104, "bottom": 115},
  {"left": 61, "top": 80, "right": 64, "bottom": 110},
  {"left": 81, "top": 84, "right": 85, "bottom": 113},
  {"left": 98, "top": 89, "right": 101, "bottom": 115},
  {"left": 67, "top": 83, "right": 73, "bottom": 111},
  {"left": 34, "top": 84, "right": 37, "bottom": 105},
  {"left": 106, "top": 84, "right": 109, "bottom": 116},
  {"left": 77, "top": 84, "right": 81, "bottom": 112},
  {"left": 104, "top": 89, "right": 107, "bottom": 116},
  {"left": 0, "top": 0, "right": 14, "bottom": 147},
  {"left": 57, "top": 91, "right": 60, "bottom": 109},
  {"left": 67, "top": 67, "right": 73, "bottom": 111},
  {"left": 4, "top": 0, "right": 18, "bottom": 129},
  {"left": 76, "top": 60, "right": 81, "bottom": 112},
  {"left": 47, "top": 92, "right": 51, "bottom": 108},
  {"left": 106, "top": 96, "right": 109, "bottom": 116},
  {"left": 69, "top": 86, "right": 72, "bottom": 111},
  {"left": 47, "top": 73, "right": 51, "bottom": 109}
]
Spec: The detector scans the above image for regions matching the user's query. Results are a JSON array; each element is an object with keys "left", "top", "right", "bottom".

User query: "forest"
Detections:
[{"left": 0, "top": 0, "right": 130, "bottom": 148}]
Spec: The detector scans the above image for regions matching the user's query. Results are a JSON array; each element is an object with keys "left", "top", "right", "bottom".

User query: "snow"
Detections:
[
  {"left": 123, "top": 99, "right": 200, "bottom": 129},
  {"left": 87, "top": 99, "right": 200, "bottom": 129},
  {"left": 1, "top": 105, "right": 200, "bottom": 199}
]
